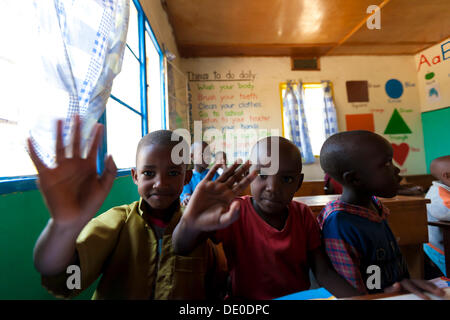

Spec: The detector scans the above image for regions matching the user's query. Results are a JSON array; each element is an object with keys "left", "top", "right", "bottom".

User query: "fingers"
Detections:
[
  {"left": 410, "top": 279, "right": 445, "bottom": 297},
  {"left": 99, "top": 155, "right": 117, "bottom": 193},
  {"left": 217, "top": 160, "right": 242, "bottom": 183},
  {"left": 87, "top": 124, "right": 104, "bottom": 162},
  {"left": 218, "top": 200, "right": 241, "bottom": 228},
  {"left": 204, "top": 163, "right": 221, "bottom": 181},
  {"left": 26, "top": 137, "right": 47, "bottom": 173},
  {"left": 400, "top": 279, "right": 429, "bottom": 300},
  {"left": 232, "top": 167, "right": 258, "bottom": 195},
  {"left": 55, "top": 119, "right": 65, "bottom": 164},
  {"left": 72, "top": 114, "right": 81, "bottom": 158},
  {"left": 225, "top": 160, "right": 251, "bottom": 188},
  {"left": 383, "top": 282, "right": 402, "bottom": 294}
]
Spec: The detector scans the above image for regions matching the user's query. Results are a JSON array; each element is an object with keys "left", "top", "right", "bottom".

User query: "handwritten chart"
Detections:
[{"left": 188, "top": 70, "right": 277, "bottom": 161}]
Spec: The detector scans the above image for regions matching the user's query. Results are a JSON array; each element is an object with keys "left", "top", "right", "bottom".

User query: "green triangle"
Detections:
[{"left": 384, "top": 109, "right": 412, "bottom": 134}]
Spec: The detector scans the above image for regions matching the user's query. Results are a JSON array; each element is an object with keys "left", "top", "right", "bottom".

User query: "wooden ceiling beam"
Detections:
[{"left": 324, "top": 0, "right": 391, "bottom": 56}]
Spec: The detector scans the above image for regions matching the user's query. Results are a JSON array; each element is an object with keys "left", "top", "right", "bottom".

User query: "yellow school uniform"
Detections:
[{"left": 42, "top": 199, "right": 218, "bottom": 300}]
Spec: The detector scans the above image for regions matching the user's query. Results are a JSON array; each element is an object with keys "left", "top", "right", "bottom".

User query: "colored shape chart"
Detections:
[
  {"left": 384, "top": 109, "right": 411, "bottom": 134},
  {"left": 385, "top": 79, "right": 403, "bottom": 99},
  {"left": 346, "top": 81, "right": 369, "bottom": 103},
  {"left": 392, "top": 143, "right": 410, "bottom": 166},
  {"left": 426, "top": 83, "right": 440, "bottom": 103},
  {"left": 425, "top": 72, "right": 435, "bottom": 80},
  {"left": 346, "top": 113, "right": 375, "bottom": 132}
]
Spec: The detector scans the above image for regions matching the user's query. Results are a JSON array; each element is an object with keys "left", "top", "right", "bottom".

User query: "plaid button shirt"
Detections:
[{"left": 317, "top": 197, "right": 394, "bottom": 294}]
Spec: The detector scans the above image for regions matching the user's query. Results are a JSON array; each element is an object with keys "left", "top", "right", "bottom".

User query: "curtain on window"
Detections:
[
  {"left": 321, "top": 81, "right": 338, "bottom": 139},
  {"left": 24, "top": 0, "right": 129, "bottom": 167},
  {"left": 282, "top": 81, "right": 315, "bottom": 164}
]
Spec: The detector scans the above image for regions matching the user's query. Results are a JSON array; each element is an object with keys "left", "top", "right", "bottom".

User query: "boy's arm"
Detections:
[
  {"left": 309, "top": 246, "right": 360, "bottom": 298},
  {"left": 28, "top": 115, "right": 117, "bottom": 276},
  {"left": 173, "top": 161, "right": 258, "bottom": 255}
]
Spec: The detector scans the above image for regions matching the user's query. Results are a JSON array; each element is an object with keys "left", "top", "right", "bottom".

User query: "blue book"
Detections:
[{"left": 275, "top": 287, "right": 335, "bottom": 300}]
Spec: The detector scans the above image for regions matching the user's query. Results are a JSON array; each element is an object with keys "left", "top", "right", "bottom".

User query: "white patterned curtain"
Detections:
[
  {"left": 321, "top": 81, "right": 338, "bottom": 138},
  {"left": 23, "top": 0, "right": 129, "bottom": 167},
  {"left": 282, "top": 81, "right": 315, "bottom": 164}
]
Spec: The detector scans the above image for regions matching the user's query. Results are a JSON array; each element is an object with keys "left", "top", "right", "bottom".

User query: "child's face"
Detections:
[
  {"left": 250, "top": 143, "right": 303, "bottom": 216},
  {"left": 132, "top": 144, "right": 190, "bottom": 211},
  {"left": 356, "top": 138, "right": 401, "bottom": 198}
]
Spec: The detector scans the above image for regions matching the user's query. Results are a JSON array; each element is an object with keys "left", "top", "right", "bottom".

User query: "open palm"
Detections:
[
  {"left": 183, "top": 161, "right": 257, "bottom": 232},
  {"left": 27, "top": 115, "right": 117, "bottom": 226}
]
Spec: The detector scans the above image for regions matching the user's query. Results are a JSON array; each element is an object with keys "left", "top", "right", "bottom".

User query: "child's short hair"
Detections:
[
  {"left": 430, "top": 155, "right": 450, "bottom": 180},
  {"left": 250, "top": 136, "right": 302, "bottom": 173},
  {"left": 320, "top": 130, "right": 383, "bottom": 183},
  {"left": 136, "top": 130, "right": 189, "bottom": 165}
]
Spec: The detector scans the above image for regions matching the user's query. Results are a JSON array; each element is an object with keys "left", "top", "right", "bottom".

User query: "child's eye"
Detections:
[
  {"left": 143, "top": 171, "right": 155, "bottom": 177},
  {"left": 169, "top": 171, "right": 181, "bottom": 176},
  {"left": 385, "top": 159, "right": 393, "bottom": 167},
  {"left": 282, "top": 176, "right": 294, "bottom": 183},
  {"left": 259, "top": 174, "right": 268, "bottom": 180}
]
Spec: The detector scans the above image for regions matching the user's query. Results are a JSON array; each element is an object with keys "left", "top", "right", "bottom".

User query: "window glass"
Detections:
[
  {"left": 145, "top": 32, "right": 163, "bottom": 131},
  {"left": 110, "top": 47, "right": 141, "bottom": 113},
  {"left": 105, "top": 97, "right": 141, "bottom": 169}
]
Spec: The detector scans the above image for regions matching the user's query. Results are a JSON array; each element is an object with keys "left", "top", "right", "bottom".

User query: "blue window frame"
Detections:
[{"left": 0, "top": 0, "right": 166, "bottom": 194}]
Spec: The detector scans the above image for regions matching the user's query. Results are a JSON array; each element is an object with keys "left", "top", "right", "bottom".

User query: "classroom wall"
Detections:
[
  {"left": 0, "top": 176, "right": 139, "bottom": 299},
  {"left": 181, "top": 55, "right": 428, "bottom": 179},
  {"left": 140, "top": 0, "right": 190, "bottom": 131},
  {"left": 141, "top": 0, "right": 179, "bottom": 61},
  {"left": 414, "top": 38, "right": 450, "bottom": 171},
  {"left": 415, "top": 38, "right": 450, "bottom": 112}
]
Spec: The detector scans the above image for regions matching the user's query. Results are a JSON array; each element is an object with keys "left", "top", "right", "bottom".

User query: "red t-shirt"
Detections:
[{"left": 215, "top": 196, "right": 322, "bottom": 300}]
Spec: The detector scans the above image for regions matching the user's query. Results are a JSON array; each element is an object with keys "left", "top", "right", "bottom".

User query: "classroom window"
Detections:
[
  {"left": 106, "top": 0, "right": 165, "bottom": 170},
  {"left": 0, "top": 10, "right": 37, "bottom": 179},
  {"left": 280, "top": 83, "right": 327, "bottom": 157},
  {"left": 146, "top": 31, "right": 165, "bottom": 131},
  {"left": 0, "top": 0, "right": 166, "bottom": 192}
]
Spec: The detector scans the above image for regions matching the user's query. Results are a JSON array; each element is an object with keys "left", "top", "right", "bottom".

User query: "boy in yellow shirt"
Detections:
[{"left": 28, "top": 115, "right": 243, "bottom": 299}]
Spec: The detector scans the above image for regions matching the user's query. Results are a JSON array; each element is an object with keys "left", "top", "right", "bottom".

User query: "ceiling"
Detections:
[{"left": 160, "top": 0, "right": 450, "bottom": 57}]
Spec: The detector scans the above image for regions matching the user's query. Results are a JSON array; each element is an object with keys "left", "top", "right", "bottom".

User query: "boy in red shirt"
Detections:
[{"left": 173, "top": 136, "right": 358, "bottom": 299}]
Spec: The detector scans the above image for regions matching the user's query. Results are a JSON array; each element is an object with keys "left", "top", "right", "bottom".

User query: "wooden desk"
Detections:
[{"left": 294, "top": 195, "right": 431, "bottom": 278}]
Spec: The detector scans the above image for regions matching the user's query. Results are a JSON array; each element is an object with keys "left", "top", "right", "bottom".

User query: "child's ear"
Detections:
[
  {"left": 184, "top": 169, "right": 193, "bottom": 185},
  {"left": 296, "top": 173, "right": 304, "bottom": 191},
  {"left": 342, "top": 170, "right": 359, "bottom": 186},
  {"left": 443, "top": 172, "right": 450, "bottom": 185},
  {"left": 131, "top": 167, "right": 138, "bottom": 186}
]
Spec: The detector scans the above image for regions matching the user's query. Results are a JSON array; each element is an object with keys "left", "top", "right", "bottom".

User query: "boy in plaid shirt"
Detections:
[{"left": 318, "top": 131, "right": 444, "bottom": 298}]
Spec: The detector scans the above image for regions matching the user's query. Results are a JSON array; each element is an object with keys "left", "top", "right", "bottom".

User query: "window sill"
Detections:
[{"left": 0, "top": 168, "right": 133, "bottom": 195}]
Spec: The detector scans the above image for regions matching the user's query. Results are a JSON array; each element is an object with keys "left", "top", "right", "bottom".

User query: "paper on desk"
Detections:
[
  {"left": 429, "top": 276, "right": 450, "bottom": 288},
  {"left": 377, "top": 287, "right": 450, "bottom": 300}
]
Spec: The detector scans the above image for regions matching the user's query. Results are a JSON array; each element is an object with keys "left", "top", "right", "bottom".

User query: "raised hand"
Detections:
[
  {"left": 182, "top": 160, "right": 258, "bottom": 232},
  {"left": 27, "top": 115, "right": 117, "bottom": 226}
]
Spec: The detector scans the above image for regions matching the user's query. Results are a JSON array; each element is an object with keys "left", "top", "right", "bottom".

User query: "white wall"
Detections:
[{"left": 182, "top": 55, "right": 427, "bottom": 179}]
